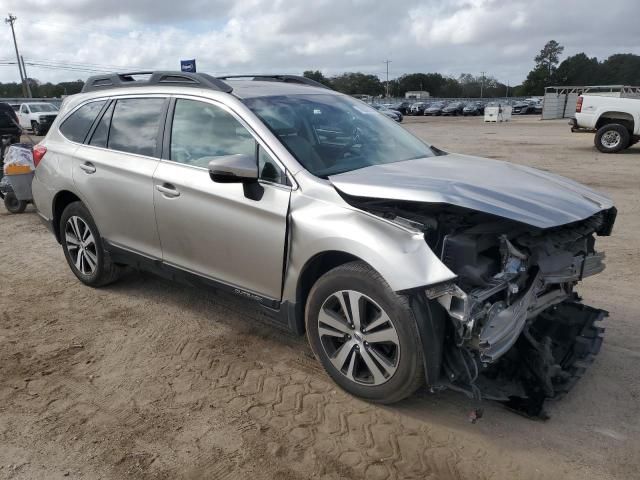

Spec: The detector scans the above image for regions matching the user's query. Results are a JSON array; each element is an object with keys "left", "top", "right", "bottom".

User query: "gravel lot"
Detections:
[{"left": 1, "top": 116, "right": 639, "bottom": 480}]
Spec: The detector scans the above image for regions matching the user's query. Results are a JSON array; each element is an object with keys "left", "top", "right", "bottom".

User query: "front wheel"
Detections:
[
  {"left": 60, "top": 201, "right": 122, "bottom": 287},
  {"left": 305, "top": 261, "right": 425, "bottom": 404},
  {"left": 595, "top": 124, "right": 630, "bottom": 153}
]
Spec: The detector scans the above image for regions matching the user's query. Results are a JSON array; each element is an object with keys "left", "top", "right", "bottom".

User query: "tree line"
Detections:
[
  {"left": 519, "top": 41, "right": 640, "bottom": 95},
  {"left": 304, "top": 70, "right": 511, "bottom": 98},
  {"left": 1, "top": 44, "right": 639, "bottom": 99},
  {"left": 0, "top": 80, "right": 84, "bottom": 98}
]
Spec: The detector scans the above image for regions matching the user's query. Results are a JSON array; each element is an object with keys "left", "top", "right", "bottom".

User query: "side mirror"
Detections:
[{"left": 207, "top": 154, "right": 258, "bottom": 183}]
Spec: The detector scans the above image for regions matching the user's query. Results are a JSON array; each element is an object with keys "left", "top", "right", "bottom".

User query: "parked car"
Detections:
[
  {"left": 0, "top": 102, "right": 22, "bottom": 145},
  {"left": 409, "top": 102, "right": 429, "bottom": 115},
  {"left": 18, "top": 102, "right": 59, "bottom": 135},
  {"left": 371, "top": 104, "right": 403, "bottom": 122},
  {"left": 572, "top": 94, "right": 640, "bottom": 153},
  {"left": 441, "top": 102, "right": 464, "bottom": 116},
  {"left": 32, "top": 71, "right": 616, "bottom": 414},
  {"left": 462, "top": 102, "right": 485, "bottom": 116},
  {"left": 424, "top": 102, "right": 446, "bottom": 116},
  {"left": 391, "top": 101, "right": 412, "bottom": 115},
  {"left": 511, "top": 101, "right": 538, "bottom": 115}
]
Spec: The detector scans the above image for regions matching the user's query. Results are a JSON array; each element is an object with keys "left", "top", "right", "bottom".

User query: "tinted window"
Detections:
[
  {"left": 59, "top": 101, "right": 106, "bottom": 143},
  {"left": 89, "top": 102, "right": 114, "bottom": 148},
  {"left": 170, "top": 99, "right": 255, "bottom": 168},
  {"left": 108, "top": 98, "right": 165, "bottom": 157},
  {"left": 30, "top": 104, "right": 58, "bottom": 112}
]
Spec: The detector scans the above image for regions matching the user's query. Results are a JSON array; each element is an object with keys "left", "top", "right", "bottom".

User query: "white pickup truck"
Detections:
[
  {"left": 17, "top": 102, "right": 59, "bottom": 136},
  {"left": 571, "top": 95, "right": 640, "bottom": 153}
]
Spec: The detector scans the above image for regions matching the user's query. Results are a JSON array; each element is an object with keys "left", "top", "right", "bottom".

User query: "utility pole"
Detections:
[
  {"left": 480, "top": 71, "right": 485, "bottom": 99},
  {"left": 21, "top": 55, "right": 33, "bottom": 98},
  {"left": 5, "top": 13, "right": 28, "bottom": 97},
  {"left": 383, "top": 60, "right": 391, "bottom": 98}
]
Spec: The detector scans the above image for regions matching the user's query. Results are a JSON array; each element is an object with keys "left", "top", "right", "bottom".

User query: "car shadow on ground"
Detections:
[{"left": 103, "top": 268, "right": 538, "bottom": 425}]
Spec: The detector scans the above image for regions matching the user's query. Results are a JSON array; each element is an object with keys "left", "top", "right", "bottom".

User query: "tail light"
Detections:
[
  {"left": 33, "top": 145, "right": 47, "bottom": 167},
  {"left": 576, "top": 96, "right": 583, "bottom": 113}
]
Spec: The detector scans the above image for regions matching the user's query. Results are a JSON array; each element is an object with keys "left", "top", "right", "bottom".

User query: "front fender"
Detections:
[{"left": 282, "top": 192, "right": 455, "bottom": 303}]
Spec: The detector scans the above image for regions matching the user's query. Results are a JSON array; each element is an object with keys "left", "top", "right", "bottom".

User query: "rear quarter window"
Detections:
[{"left": 59, "top": 101, "right": 106, "bottom": 143}]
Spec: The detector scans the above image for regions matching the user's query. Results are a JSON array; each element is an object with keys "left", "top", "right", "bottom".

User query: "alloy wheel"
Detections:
[
  {"left": 65, "top": 216, "right": 98, "bottom": 275},
  {"left": 602, "top": 130, "right": 622, "bottom": 149},
  {"left": 317, "top": 290, "right": 400, "bottom": 386}
]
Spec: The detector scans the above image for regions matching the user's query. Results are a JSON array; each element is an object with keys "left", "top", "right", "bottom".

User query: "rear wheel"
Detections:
[
  {"left": 3, "top": 192, "right": 27, "bottom": 214},
  {"left": 595, "top": 124, "right": 630, "bottom": 153},
  {"left": 305, "top": 261, "right": 424, "bottom": 404},
  {"left": 60, "top": 201, "right": 122, "bottom": 287}
]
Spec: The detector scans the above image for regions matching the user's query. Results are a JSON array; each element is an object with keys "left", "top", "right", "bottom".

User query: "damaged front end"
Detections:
[{"left": 355, "top": 197, "right": 616, "bottom": 417}]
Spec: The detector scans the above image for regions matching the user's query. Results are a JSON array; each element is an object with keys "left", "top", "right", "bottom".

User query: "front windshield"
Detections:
[
  {"left": 244, "top": 94, "right": 434, "bottom": 177},
  {"left": 29, "top": 104, "right": 57, "bottom": 112}
]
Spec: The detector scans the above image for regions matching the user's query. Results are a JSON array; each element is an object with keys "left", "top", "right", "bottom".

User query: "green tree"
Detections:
[
  {"left": 599, "top": 54, "right": 640, "bottom": 85},
  {"left": 520, "top": 65, "right": 549, "bottom": 95},
  {"left": 396, "top": 73, "right": 447, "bottom": 97},
  {"left": 535, "top": 40, "right": 565, "bottom": 76},
  {"left": 554, "top": 53, "right": 601, "bottom": 85},
  {"left": 303, "top": 70, "right": 332, "bottom": 88},
  {"left": 330, "top": 72, "right": 384, "bottom": 96}
]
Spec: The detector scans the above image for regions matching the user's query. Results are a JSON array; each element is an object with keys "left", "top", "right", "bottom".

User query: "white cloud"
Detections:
[{"left": 0, "top": 0, "right": 638, "bottom": 85}]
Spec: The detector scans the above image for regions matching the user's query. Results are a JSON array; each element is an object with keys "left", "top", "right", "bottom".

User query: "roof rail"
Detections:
[
  {"left": 81, "top": 71, "right": 233, "bottom": 93},
  {"left": 217, "top": 74, "right": 331, "bottom": 90}
]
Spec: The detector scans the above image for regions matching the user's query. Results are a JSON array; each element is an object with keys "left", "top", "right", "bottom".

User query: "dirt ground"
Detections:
[{"left": 1, "top": 116, "right": 639, "bottom": 480}]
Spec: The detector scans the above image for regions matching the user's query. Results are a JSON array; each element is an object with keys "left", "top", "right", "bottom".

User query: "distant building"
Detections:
[{"left": 405, "top": 90, "right": 430, "bottom": 99}]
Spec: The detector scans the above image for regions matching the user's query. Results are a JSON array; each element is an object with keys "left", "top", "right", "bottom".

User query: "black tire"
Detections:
[
  {"left": 60, "top": 201, "right": 122, "bottom": 287},
  {"left": 305, "top": 261, "right": 425, "bottom": 404},
  {"left": 625, "top": 136, "right": 639, "bottom": 149},
  {"left": 4, "top": 192, "right": 27, "bottom": 214},
  {"left": 595, "top": 124, "right": 630, "bottom": 153}
]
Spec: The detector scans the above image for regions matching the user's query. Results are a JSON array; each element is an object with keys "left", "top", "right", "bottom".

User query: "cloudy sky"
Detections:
[{"left": 1, "top": 0, "right": 638, "bottom": 86}]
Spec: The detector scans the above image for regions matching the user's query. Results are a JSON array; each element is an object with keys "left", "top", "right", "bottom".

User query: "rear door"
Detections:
[
  {"left": 153, "top": 97, "right": 291, "bottom": 300},
  {"left": 71, "top": 96, "right": 168, "bottom": 258}
]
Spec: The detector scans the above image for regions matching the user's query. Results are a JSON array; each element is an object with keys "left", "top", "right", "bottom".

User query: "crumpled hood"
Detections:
[{"left": 329, "top": 154, "right": 614, "bottom": 229}]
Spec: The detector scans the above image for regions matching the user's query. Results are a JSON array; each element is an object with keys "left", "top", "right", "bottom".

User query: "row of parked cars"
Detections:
[{"left": 378, "top": 99, "right": 543, "bottom": 117}]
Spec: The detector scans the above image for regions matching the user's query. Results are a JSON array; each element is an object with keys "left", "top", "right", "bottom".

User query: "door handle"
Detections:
[
  {"left": 79, "top": 162, "right": 96, "bottom": 174},
  {"left": 156, "top": 183, "right": 180, "bottom": 198}
]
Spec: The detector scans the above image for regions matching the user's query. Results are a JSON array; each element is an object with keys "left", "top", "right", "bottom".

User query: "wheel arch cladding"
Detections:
[
  {"left": 293, "top": 250, "right": 362, "bottom": 334},
  {"left": 596, "top": 111, "right": 635, "bottom": 132},
  {"left": 52, "top": 190, "right": 81, "bottom": 243}
]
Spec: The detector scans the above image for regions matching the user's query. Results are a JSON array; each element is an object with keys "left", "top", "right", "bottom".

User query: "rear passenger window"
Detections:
[
  {"left": 108, "top": 98, "right": 165, "bottom": 157},
  {"left": 59, "top": 100, "right": 106, "bottom": 143},
  {"left": 89, "top": 102, "right": 114, "bottom": 148}
]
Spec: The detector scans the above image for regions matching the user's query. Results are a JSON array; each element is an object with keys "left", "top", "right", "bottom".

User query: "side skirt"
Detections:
[{"left": 103, "top": 240, "right": 296, "bottom": 332}]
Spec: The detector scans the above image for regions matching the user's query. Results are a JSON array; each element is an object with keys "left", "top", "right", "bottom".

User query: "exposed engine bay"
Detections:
[{"left": 347, "top": 195, "right": 617, "bottom": 417}]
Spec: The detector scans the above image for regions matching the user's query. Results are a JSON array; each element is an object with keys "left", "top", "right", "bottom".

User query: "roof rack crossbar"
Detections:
[
  {"left": 217, "top": 74, "right": 331, "bottom": 90},
  {"left": 81, "top": 71, "right": 233, "bottom": 94}
]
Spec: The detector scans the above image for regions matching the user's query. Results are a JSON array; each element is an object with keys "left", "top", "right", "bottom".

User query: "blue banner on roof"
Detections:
[{"left": 180, "top": 59, "right": 196, "bottom": 73}]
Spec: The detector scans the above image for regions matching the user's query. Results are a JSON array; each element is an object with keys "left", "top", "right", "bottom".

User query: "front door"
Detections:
[{"left": 153, "top": 97, "right": 291, "bottom": 300}]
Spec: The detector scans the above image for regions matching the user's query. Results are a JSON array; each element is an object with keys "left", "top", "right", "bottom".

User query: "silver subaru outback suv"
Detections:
[{"left": 32, "top": 71, "right": 616, "bottom": 414}]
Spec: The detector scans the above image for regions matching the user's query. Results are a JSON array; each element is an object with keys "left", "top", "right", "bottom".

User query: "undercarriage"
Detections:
[{"left": 351, "top": 196, "right": 616, "bottom": 417}]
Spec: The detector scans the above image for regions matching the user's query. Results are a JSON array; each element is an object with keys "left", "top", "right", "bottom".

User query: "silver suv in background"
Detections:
[{"left": 32, "top": 71, "right": 616, "bottom": 415}]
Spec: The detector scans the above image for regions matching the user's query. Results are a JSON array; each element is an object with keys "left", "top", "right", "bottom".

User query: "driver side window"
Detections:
[{"left": 170, "top": 99, "right": 255, "bottom": 168}]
